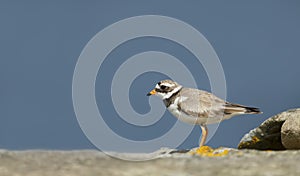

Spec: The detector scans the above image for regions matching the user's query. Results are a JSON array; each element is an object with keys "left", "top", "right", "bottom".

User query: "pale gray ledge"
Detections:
[{"left": 0, "top": 149, "right": 300, "bottom": 176}]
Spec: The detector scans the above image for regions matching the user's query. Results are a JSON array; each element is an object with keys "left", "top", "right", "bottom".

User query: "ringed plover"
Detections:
[{"left": 147, "top": 79, "right": 261, "bottom": 148}]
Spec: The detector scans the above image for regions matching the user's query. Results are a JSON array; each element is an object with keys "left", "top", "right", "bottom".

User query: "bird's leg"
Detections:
[
  {"left": 191, "top": 124, "right": 213, "bottom": 155},
  {"left": 199, "top": 125, "right": 208, "bottom": 147},
  {"left": 191, "top": 125, "right": 229, "bottom": 156}
]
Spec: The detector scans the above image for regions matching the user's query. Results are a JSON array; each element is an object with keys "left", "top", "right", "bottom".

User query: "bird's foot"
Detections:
[{"left": 189, "top": 146, "right": 229, "bottom": 157}]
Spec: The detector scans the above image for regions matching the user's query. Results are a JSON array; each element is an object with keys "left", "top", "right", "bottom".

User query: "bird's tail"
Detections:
[
  {"left": 243, "top": 106, "right": 262, "bottom": 114},
  {"left": 224, "top": 103, "right": 262, "bottom": 115}
]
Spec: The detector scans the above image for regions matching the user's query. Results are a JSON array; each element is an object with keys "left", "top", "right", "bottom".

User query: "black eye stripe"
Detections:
[
  {"left": 160, "top": 85, "right": 167, "bottom": 89},
  {"left": 155, "top": 88, "right": 168, "bottom": 93}
]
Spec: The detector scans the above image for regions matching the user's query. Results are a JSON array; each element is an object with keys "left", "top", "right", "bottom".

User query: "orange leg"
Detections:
[{"left": 199, "top": 125, "right": 208, "bottom": 147}]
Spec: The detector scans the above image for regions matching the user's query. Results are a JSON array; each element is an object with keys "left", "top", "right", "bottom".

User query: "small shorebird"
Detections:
[{"left": 147, "top": 79, "right": 261, "bottom": 148}]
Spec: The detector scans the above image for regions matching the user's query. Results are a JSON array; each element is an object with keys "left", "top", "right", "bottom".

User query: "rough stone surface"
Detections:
[
  {"left": 281, "top": 114, "right": 300, "bottom": 149},
  {"left": 238, "top": 108, "right": 300, "bottom": 150},
  {"left": 0, "top": 149, "right": 300, "bottom": 176}
]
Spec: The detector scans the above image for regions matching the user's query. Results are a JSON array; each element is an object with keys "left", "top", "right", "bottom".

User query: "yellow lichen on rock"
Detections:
[
  {"left": 252, "top": 136, "right": 260, "bottom": 143},
  {"left": 238, "top": 136, "right": 261, "bottom": 149},
  {"left": 190, "top": 146, "right": 229, "bottom": 157},
  {"left": 196, "top": 146, "right": 213, "bottom": 154}
]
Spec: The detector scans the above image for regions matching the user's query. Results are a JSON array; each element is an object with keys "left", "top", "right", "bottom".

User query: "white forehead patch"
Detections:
[{"left": 160, "top": 83, "right": 173, "bottom": 87}]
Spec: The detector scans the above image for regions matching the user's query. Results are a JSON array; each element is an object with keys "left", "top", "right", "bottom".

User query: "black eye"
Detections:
[{"left": 160, "top": 85, "right": 167, "bottom": 89}]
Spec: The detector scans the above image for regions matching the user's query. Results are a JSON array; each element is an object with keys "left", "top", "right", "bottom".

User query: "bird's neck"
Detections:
[{"left": 163, "top": 86, "right": 182, "bottom": 107}]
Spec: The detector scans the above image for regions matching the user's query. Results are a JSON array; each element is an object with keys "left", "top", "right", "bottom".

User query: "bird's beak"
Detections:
[{"left": 147, "top": 89, "right": 156, "bottom": 96}]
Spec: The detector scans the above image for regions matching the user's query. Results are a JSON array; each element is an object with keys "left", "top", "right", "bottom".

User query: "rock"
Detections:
[
  {"left": 238, "top": 108, "right": 300, "bottom": 150},
  {"left": 0, "top": 149, "right": 300, "bottom": 176},
  {"left": 281, "top": 115, "right": 300, "bottom": 149}
]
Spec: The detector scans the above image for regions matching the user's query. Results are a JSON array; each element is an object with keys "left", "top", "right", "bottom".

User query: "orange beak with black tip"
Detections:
[{"left": 147, "top": 89, "right": 156, "bottom": 96}]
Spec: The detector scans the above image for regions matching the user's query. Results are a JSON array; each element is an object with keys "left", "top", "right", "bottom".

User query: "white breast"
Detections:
[{"left": 167, "top": 96, "right": 200, "bottom": 124}]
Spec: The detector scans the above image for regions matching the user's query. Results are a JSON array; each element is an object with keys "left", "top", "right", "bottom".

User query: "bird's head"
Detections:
[{"left": 147, "top": 79, "right": 182, "bottom": 100}]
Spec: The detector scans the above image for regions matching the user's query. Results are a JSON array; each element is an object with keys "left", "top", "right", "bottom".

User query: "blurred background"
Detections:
[{"left": 0, "top": 0, "right": 299, "bottom": 150}]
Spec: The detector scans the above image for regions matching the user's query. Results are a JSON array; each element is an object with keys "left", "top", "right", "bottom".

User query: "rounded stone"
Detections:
[
  {"left": 281, "top": 115, "right": 300, "bottom": 149},
  {"left": 238, "top": 108, "right": 300, "bottom": 150}
]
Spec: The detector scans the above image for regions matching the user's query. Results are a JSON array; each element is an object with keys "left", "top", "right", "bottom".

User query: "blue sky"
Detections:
[{"left": 0, "top": 1, "right": 299, "bottom": 150}]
